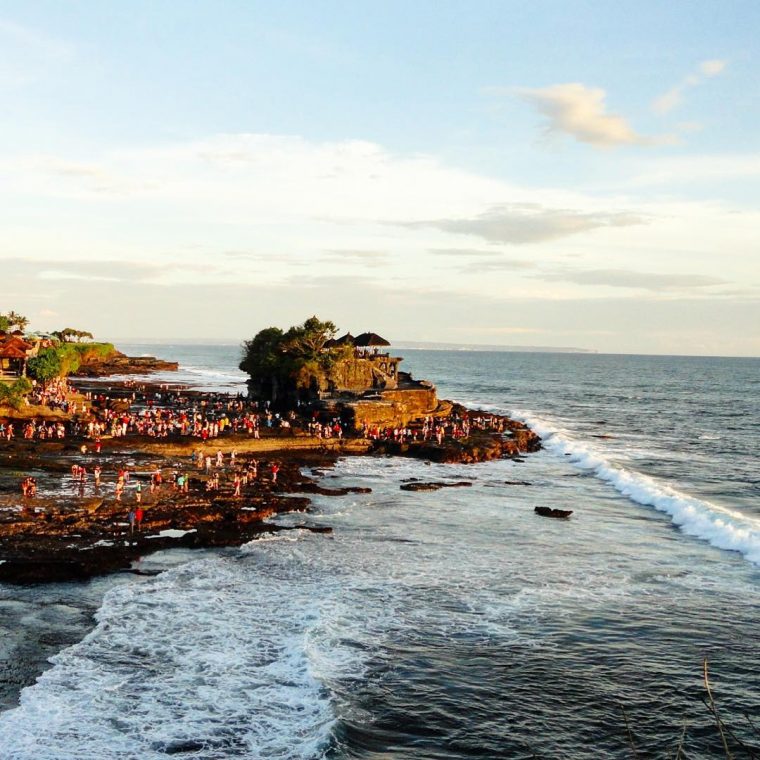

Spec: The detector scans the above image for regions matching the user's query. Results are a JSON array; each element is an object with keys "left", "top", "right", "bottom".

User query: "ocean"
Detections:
[{"left": 0, "top": 345, "right": 758, "bottom": 759}]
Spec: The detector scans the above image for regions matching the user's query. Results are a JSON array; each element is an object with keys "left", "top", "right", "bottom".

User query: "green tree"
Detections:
[
  {"left": 0, "top": 311, "right": 29, "bottom": 332},
  {"left": 27, "top": 348, "right": 63, "bottom": 381},
  {"left": 239, "top": 327, "right": 285, "bottom": 377},
  {"left": 240, "top": 317, "right": 342, "bottom": 401},
  {"left": 0, "top": 377, "right": 32, "bottom": 409},
  {"left": 281, "top": 316, "right": 337, "bottom": 359}
]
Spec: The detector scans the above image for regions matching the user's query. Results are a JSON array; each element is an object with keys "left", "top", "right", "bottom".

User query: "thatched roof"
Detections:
[
  {"left": 0, "top": 335, "right": 35, "bottom": 359},
  {"left": 353, "top": 332, "right": 390, "bottom": 347}
]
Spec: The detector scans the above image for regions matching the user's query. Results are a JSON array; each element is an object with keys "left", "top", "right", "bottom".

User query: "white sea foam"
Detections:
[
  {"left": 0, "top": 556, "right": 338, "bottom": 759},
  {"left": 512, "top": 409, "right": 760, "bottom": 566},
  {"left": 145, "top": 528, "right": 197, "bottom": 539},
  {"left": 181, "top": 364, "right": 247, "bottom": 379}
]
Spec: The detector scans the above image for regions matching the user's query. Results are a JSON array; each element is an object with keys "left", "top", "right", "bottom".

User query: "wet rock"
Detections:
[{"left": 400, "top": 481, "right": 472, "bottom": 492}]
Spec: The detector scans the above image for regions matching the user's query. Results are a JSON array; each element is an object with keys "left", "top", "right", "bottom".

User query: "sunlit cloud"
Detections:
[
  {"left": 520, "top": 83, "right": 673, "bottom": 148},
  {"left": 653, "top": 58, "right": 727, "bottom": 114}
]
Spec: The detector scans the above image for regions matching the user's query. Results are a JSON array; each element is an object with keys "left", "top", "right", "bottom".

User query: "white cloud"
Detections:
[
  {"left": 653, "top": 59, "right": 727, "bottom": 114},
  {"left": 700, "top": 59, "right": 727, "bottom": 77},
  {"left": 2, "top": 130, "right": 758, "bottom": 350},
  {"left": 535, "top": 267, "right": 727, "bottom": 292},
  {"left": 520, "top": 83, "right": 671, "bottom": 148},
  {"left": 405, "top": 203, "right": 645, "bottom": 244}
]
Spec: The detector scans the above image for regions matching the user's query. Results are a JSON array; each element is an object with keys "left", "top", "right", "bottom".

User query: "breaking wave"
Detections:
[
  {"left": 513, "top": 410, "right": 760, "bottom": 566},
  {"left": 0, "top": 552, "right": 339, "bottom": 759}
]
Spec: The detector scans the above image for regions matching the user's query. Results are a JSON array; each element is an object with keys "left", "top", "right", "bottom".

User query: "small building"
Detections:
[
  {"left": 0, "top": 334, "right": 39, "bottom": 378},
  {"left": 323, "top": 331, "right": 402, "bottom": 394}
]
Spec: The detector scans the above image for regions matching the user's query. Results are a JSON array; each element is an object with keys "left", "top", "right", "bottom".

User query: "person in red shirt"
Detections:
[{"left": 135, "top": 506, "right": 144, "bottom": 531}]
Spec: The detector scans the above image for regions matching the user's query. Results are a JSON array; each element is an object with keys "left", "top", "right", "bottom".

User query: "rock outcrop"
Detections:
[{"left": 72, "top": 352, "right": 179, "bottom": 377}]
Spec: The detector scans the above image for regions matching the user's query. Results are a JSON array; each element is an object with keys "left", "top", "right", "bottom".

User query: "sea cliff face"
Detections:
[{"left": 72, "top": 352, "right": 179, "bottom": 377}]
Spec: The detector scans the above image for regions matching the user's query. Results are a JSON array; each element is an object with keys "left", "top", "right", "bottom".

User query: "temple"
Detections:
[
  {"left": 322, "top": 332, "right": 402, "bottom": 393},
  {"left": 317, "top": 332, "right": 441, "bottom": 429}
]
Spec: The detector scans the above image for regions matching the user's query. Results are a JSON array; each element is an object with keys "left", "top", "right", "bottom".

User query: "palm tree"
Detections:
[{"left": 5, "top": 311, "right": 29, "bottom": 332}]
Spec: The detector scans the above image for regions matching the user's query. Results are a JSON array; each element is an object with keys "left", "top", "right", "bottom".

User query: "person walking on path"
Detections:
[{"left": 135, "top": 482, "right": 142, "bottom": 504}]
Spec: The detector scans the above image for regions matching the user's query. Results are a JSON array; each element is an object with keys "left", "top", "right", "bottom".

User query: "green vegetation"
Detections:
[
  {"left": 0, "top": 377, "right": 32, "bottom": 409},
  {"left": 52, "top": 328, "right": 95, "bottom": 342},
  {"left": 27, "top": 342, "right": 116, "bottom": 381},
  {"left": 0, "top": 310, "right": 29, "bottom": 332},
  {"left": 240, "top": 316, "right": 350, "bottom": 400},
  {"left": 26, "top": 348, "right": 62, "bottom": 382}
]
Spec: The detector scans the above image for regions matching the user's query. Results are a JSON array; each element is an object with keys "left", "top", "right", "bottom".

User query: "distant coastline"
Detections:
[{"left": 390, "top": 341, "right": 595, "bottom": 353}]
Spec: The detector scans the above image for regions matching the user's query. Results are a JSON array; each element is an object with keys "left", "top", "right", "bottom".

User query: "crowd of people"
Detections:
[
  {"left": 361, "top": 411, "right": 506, "bottom": 444},
  {"left": 6, "top": 379, "right": 509, "bottom": 530}
]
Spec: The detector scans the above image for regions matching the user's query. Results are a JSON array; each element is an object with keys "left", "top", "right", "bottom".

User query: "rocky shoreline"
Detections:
[{"left": 0, "top": 363, "right": 541, "bottom": 585}]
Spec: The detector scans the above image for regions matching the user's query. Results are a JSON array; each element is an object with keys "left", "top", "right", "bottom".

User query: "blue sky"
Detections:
[{"left": 1, "top": 1, "right": 759, "bottom": 354}]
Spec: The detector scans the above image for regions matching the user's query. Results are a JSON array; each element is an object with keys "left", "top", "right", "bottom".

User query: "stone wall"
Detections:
[
  {"left": 345, "top": 385, "right": 439, "bottom": 430},
  {"left": 329, "top": 355, "right": 400, "bottom": 392}
]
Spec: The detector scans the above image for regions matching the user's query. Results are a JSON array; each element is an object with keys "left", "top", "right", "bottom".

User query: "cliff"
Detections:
[{"left": 72, "top": 352, "right": 179, "bottom": 377}]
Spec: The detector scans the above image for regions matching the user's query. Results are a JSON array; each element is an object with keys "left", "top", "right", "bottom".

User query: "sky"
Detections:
[{"left": 1, "top": 1, "right": 759, "bottom": 355}]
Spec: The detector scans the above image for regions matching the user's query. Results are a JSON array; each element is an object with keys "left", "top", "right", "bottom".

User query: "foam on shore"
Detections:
[{"left": 0, "top": 554, "right": 337, "bottom": 759}]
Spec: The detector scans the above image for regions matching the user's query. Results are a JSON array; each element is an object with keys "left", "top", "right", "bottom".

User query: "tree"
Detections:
[
  {"left": 0, "top": 311, "right": 29, "bottom": 332},
  {"left": 239, "top": 317, "right": 342, "bottom": 402},
  {"left": 0, "top": 377, "right": 32, "bottom": 409},
  {"left": 53, "top": 328, "right": 81, "bottom": 342},
  {"left": 281, "top": 316, "right": 337, "bottom": 360},
  {"left": 239, "top": 327, "right": 286, "bottom": 379},
  {"left": 27, "top": 348, "right": 62, "bottom": 381}
]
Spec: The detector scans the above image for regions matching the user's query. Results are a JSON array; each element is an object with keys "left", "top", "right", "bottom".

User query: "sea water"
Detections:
[{"left": 0, "top": 347, "right": 758, "bottom": 758}]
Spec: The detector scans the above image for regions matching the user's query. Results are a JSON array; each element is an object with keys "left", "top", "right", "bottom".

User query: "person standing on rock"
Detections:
[
  {"left": 128, "top": 508, "right": 136, "bottom": 534},
  {"left": 135, "top": 506, "right": 144, "bottom": 531},
  {"left": 94, "top": 466, "right": 101, "bottom": 489},
  {"left": 135, "top": 482, "right": 142, "bottom": 504},
  {"left": 271, "top": 463, "right": 280, "bottom": 483}
]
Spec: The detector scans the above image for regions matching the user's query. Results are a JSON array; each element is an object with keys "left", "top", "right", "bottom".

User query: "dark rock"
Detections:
[
  {"left": 534, "top": 506, "right": 573, "bottom": 519},
  {"left": 400, "top": 481, "right": 472, "bottom": 492}
]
